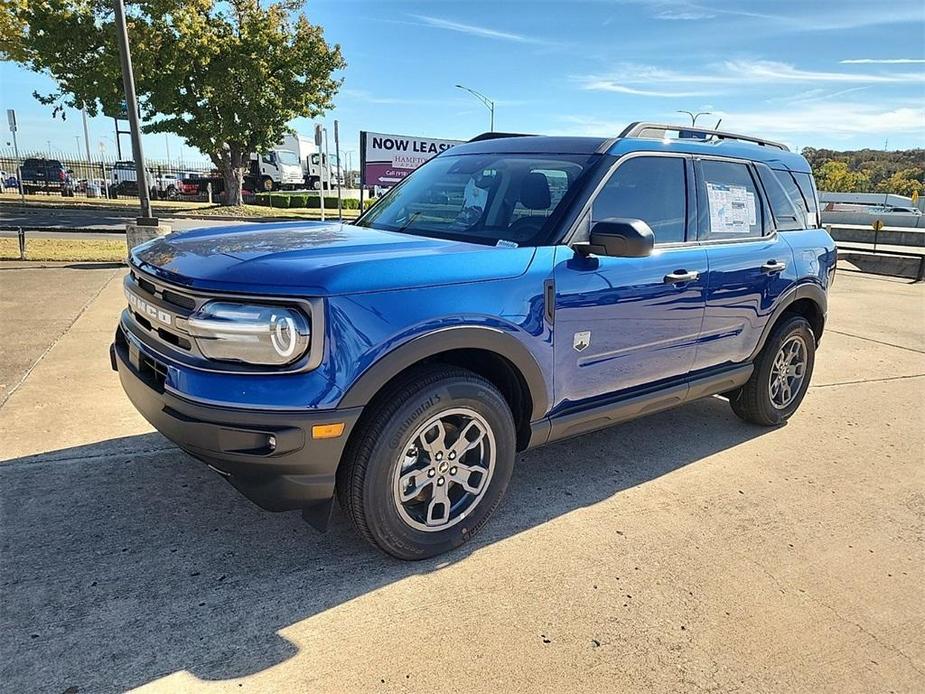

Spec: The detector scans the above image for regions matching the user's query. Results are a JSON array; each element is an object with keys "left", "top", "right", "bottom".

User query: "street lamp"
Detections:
[
  {"left": 112, "top": 0, "right": 154, "bottom": 221},
  {"left": 677, "top": 110, "right": 712, "bottom": 127},
  {"left": 456, "top": 84, "right": 495, "bottom": 132}
]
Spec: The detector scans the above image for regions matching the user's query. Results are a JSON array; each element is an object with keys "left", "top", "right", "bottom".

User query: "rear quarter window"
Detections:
[
  {"left": 792, "top": 172, "right": 819, "bottom": 216},
  {"left": 757, "top": 165, "right": 804, "bottom": 231}
]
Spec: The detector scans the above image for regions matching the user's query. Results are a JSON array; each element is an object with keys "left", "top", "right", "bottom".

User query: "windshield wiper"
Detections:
[{"left": 393, "top": 211, "right": 423, "bottom": 235}]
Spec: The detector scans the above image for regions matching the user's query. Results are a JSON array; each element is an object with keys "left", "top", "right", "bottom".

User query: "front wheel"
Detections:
[
  {"left": 337, "top": 365, "right": 515, "bottom": 560},
  {"left": 730, "top": 315, "right": 815, "bottom": 426}
]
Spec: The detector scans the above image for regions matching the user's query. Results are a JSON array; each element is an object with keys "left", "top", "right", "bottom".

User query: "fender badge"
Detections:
[{"left": 573, "top": 331, "right": 591, "bottom": 352}]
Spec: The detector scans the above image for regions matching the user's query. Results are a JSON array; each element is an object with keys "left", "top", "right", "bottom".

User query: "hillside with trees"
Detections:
[{"left": 801, "top": 147, "right": 924, "bottom": 196}]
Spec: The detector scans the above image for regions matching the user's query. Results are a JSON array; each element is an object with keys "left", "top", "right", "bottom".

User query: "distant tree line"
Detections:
[{"left": 801, "top": 147, "right": 924, "bottom": 196}]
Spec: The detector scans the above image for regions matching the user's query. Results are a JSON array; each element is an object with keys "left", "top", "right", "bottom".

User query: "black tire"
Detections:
[
  {"left": 730, "top": 314, "right": 815, "bottom": 426},
  {"left": 260, "top": 176, "right": 274, "bottom": 192},
  {"left": 337, "top": 364, "right": 516, "bottom": 560}
]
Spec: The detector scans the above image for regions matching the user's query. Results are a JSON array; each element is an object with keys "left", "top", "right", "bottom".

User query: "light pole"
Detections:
[
  {"left": 112, "top": 0, "right": 154, "bottom": 221},
  {"left": 456, "top": 84, "right": 495, "bottom": 132},
  {"left": 677, "top": 110, "right": 712, "bottom": 127}
]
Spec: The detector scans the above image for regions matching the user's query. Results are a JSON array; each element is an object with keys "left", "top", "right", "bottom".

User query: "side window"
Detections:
[
  {"left": 698, "top": 160, "right": 763, "bottom": 240},
  {"left": 592, "top": 156, "right": 687, "bottom": 244},
  {"left": 774, "top": 170, "right": 807, "bottom": 213},
  {"left": 757, "top": 165, "right": 804, "bottom": 231},
  {"left": 792, "top": 172, "right": 820, "bottom": 226}
]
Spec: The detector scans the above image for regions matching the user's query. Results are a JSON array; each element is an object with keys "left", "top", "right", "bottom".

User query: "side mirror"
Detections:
[{"left": 575, "top": 218, "right": 655, "bottom": 258}]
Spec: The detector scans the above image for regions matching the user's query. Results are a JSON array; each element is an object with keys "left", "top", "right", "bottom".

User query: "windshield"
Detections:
[
  {"left": 276, "top": 149, "right": 301, "bottom": 167},
  {"left": 357, "top": 153, "right": 598, "bottom": 246}
]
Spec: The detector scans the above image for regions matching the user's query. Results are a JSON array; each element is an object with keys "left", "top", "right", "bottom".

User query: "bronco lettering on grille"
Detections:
[{"left": 126, "top": 288, "right": 174, "bottom": 326}]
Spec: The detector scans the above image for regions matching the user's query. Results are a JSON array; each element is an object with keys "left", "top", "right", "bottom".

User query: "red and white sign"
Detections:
[{"left": 360, "top": 131, "right": 462, "bottom": 187}]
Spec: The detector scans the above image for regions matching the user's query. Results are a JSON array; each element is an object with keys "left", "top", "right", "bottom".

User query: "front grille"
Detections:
[
  {"left": 163, "top": 289, "right": 196, "bottom": 310},
  {"left": 122, "top": 266, "right": 321, "bottom": 375},
  {"left": 125, "top": 270, "right": 202, "bottom": 357}
]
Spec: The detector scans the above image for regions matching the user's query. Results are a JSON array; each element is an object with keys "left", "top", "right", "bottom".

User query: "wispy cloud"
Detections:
[
  {"left": 409, "top": 15, "right": 548, "bottom": 44},
  {"left": 577, "top": 60, "right": 925, "bottom": 96},
  {"left": 627, "top": 0, "right": 924, "bottom": 31},
  {"left": 766, "top": 86, "right": 873, "bottom": 105},
  {"left": 653, "top": 8, "right": 716, "bottom": 21},
  {"left": 557, "top": 102, "right": 925, "bottom": 141},
  {"left": 578, "top": 80, "right": 718, "bottom": 98},
  {"left": 712, "top": 103, "right": 925, "bottom": 137},
  {"left": 841, "top": 58, "right": 925, "bottom": 64},
  {"left": 727, "top": 60, "right": 925, "bottom": 83}
]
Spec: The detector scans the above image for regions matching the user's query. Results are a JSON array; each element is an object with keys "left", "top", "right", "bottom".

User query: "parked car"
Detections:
[
  {"left": 0, "top": 170, "right": 18, "bottom": 189},
  {"left": 176, "top": 174, "right": 257, "bottom": 203},
  {"left": 153, "top": 171, "right": 200, "bottom": 200},
  {"left": 19, "top": 158, "right": 75, "bottom": 195},
  {"left": 868, "top": 204, "right": 922, "bottom": 216},
  {"left": 112, "top": 123, "right": 836, "bottom": 559}
]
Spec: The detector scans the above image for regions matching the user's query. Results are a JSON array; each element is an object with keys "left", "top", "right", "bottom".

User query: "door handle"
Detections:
[
  {"left": 761, "top": 260, "right": 787, "bottom": 274},
  {"left": 663, "top": 270, "right": 700, "bottom": 284}
]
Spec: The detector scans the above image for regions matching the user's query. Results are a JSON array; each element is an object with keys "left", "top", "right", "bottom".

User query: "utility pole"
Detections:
[
  {"left": 315, "top": 123, "right": 325, "bottom": 221},
  {"left": 112, "top": 0, "right": 153, "bottom": 222},
  {"left": 456, "top": 84, "right": 495, "bottom": 132},
  {"left": 334, "top": 119, "right": 343, "bottom": 219},
  {"left": 7, "top": 109, "right": 24, "bottom": 201},
  {"left": 81, "top": 104, "right": 92, "bottom": 163}
]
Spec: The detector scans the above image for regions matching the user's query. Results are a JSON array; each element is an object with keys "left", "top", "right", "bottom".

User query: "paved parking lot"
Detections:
[{"left": 1, "top": 266, "right": 923, "bottom": 693}]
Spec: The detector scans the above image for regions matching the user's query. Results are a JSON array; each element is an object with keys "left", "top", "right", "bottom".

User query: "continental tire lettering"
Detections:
[{"left": 389, "top": 394, "right": 441, "bottom": 448}]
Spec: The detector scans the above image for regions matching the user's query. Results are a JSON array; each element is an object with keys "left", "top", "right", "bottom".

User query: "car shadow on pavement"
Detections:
[{"left": 0, "top": 396, "right": 773, "bottom": 692}]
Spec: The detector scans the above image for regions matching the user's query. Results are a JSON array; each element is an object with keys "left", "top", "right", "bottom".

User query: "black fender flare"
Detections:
[
  {"left": 339, "top": 326, "right": 550, "bottom": 421},
  {"left": 749, "top": 282, "right": 827, "bottom": 361}
]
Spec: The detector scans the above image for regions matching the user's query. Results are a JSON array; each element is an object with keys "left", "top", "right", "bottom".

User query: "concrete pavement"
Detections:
[{"left": 0, "top": 269, "right": 923, "bottom": 693}]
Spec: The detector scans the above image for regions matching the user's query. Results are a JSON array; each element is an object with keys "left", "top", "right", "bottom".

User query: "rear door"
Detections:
[
  {"left": 690, "top": 158, "right": 797, "bottom": 371},
  {"left": 552, "top": 154, "right": 707, "bottom": 410}
]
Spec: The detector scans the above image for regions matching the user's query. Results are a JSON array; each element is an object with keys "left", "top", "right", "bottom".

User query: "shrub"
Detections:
[{"left": 288, "top": 193, "right": 309, "bottom": 208}]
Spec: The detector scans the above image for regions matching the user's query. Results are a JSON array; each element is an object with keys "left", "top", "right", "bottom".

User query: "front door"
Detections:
[{"left": 552, "top": 154, "right": 706, "bottom": 412}]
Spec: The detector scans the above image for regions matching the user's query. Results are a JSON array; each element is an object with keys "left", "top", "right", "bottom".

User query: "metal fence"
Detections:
[{"left": 0, "top": 148, "right": 212, "bottom": 200}]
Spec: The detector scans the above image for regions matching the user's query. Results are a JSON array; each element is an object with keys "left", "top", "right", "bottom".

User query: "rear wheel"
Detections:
[
  {"left": 730, "top": 314, "right": 815, "bottom": 426},
  {"left": 337, "top": 365, "right": 515, "bottom": 560}
]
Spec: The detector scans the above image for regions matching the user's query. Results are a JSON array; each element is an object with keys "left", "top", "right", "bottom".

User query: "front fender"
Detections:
[{"left": 338, "top": 325, "right": 550, "bottom": 421}]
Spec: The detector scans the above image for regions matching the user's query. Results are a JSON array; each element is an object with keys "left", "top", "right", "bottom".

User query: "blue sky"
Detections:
[{"left": 1, "top": 0, "right": 923, "bottom": 165}]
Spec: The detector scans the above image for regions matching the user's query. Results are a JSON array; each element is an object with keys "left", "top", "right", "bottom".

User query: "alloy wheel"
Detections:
[
  {"left": 769, "top": 335, "right": 807, "bottom": 409},
  {"left": 392, "top": 407, "right": 496, "bottom": 532}
]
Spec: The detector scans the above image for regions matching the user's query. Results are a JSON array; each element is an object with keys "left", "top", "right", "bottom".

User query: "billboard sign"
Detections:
[{"left": 360, "top": 131, "right": 463, "bottom": 187}]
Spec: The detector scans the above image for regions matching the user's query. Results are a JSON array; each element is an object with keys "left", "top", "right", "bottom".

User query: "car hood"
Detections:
[{"left": 131, "top": 220, "right": 536, "bottom": 296}]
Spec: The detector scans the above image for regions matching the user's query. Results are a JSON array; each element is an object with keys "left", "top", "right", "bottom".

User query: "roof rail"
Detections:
[
  {"left": 619, "top": 122, "right": 789, "bottom": 151},
  {"left": 468, "top": 131, "right": 534, "bottom": 143}
]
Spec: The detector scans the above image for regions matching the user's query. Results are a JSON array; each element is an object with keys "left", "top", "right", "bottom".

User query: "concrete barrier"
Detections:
[
  {"left": 826, "top": 224, "right": 925, "bottom": 247},
  {"left": 125, "top": 221, "right": 172, "bottom": 253}
]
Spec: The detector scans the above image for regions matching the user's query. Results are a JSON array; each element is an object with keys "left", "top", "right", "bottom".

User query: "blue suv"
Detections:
[{"left": 112, "top": 123, "right": 836, "bottom": 559}]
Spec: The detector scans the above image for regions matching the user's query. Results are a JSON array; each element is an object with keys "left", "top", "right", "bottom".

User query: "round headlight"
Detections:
[{"left": 186, "top": 302, "right": 310, "bottom": 366}]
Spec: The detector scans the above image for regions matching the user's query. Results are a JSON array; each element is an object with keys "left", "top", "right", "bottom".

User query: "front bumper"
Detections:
[{"left": 111, "top": 328, "right": 362, "bottom": 521}]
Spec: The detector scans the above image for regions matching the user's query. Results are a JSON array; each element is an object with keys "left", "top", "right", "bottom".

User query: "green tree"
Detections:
[
  {"left": 875, "top": 169, "right": 924, "bottom": 197},
  {"left": 1, "top": 0, "right": 345, "bottom": 205},
  {"left": 813, "top": 160, "right": 872, "bottom": 193}
]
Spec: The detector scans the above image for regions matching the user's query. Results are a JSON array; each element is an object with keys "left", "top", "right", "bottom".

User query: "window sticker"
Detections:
[{"left": 706, "top": 182, "right": 755, "bottom": 234}]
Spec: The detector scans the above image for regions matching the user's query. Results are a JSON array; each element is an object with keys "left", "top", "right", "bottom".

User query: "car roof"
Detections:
[{"left": 447, "top": 131, "right": 812, "bottom": 173}]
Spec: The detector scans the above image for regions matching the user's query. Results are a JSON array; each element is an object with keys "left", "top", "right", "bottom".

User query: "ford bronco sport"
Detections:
[{"left": 112, "top": 123, "right": 836, "bottom": 559}]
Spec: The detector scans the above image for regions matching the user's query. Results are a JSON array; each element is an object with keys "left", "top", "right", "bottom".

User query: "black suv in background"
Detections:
[{"left": 20, "top": 158, "right": 75, "bottom": 195}]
